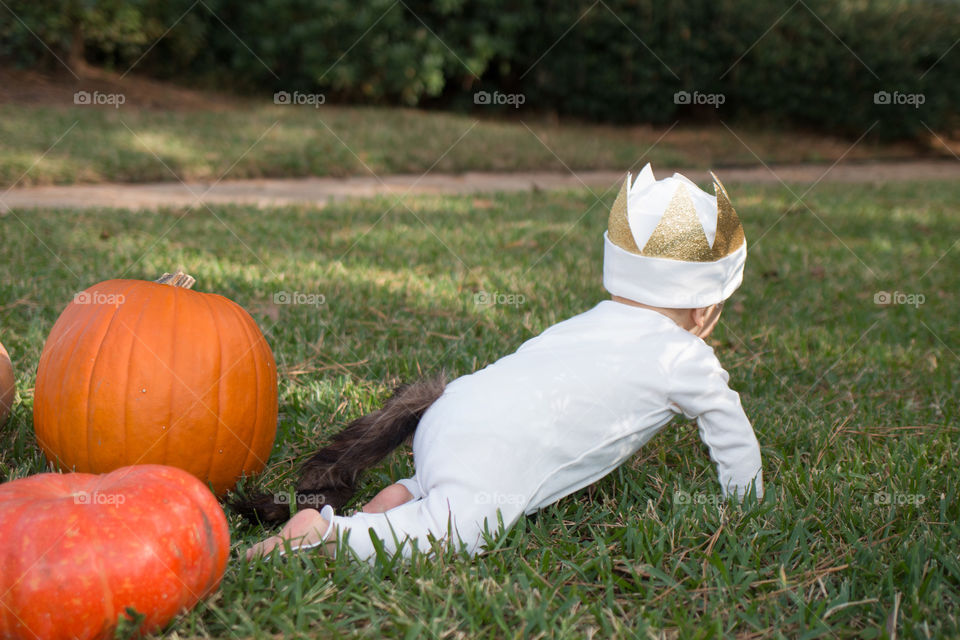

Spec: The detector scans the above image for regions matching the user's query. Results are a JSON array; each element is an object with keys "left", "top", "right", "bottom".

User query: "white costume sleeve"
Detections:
[{"left": 669, "top": 340, "right": 764, "bottom": 500}]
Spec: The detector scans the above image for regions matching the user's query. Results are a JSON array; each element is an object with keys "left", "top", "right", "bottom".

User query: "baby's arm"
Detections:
[{"left": 669, "top": 340, "right": 763, "bottom": 500}]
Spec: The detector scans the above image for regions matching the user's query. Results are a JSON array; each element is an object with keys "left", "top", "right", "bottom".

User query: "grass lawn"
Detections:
[
  {"left": 1, "top": 180, "right": 958, "bottom": 638},
  {"left": 0, "top": 101, "right": 927, "bottom": 189}
]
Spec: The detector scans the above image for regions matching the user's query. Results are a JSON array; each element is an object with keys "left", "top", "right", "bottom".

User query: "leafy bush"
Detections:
[{"left": 1, "top": 0, "right": 956, "bottom": 139}]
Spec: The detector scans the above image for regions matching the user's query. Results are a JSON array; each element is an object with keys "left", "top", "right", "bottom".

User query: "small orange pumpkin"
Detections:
[
  {"left": 33, "top": 271, "right": 278, "bottom": 495},
  {"left": 0, "top": 340, "right": 13, "bottom": 427},
  {"left": 0, "top": 464, "right": 230, "bottom": 640}
]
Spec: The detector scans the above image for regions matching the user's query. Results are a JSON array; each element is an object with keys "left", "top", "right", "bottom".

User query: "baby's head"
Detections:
[{"left": 602, "top": 164, "right": 746, "bottom": 337}]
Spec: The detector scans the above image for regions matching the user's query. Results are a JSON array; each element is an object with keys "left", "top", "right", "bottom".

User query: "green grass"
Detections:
[
  {"left": 0, "top": 102, "right": 924, "bottom": 188},
  {"left": 1, "top": 180, "right": 958, "bottom": 638}
]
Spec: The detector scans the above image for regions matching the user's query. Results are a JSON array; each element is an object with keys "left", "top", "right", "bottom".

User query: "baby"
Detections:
[{"left": 246, "top": 164, "right": 764, "bottom": 561}]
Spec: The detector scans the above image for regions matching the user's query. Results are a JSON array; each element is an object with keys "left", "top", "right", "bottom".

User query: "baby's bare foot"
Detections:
[
  {"left": 362, "top": 483, "right": 414, "bottom": 513},
  {"left": 245, "top": 507, "right": 335, "bottom": 560}
]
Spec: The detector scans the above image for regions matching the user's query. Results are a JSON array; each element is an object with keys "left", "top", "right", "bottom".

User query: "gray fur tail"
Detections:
[{"left": 232, "top": 375, "right": 446, "bottom": 526}]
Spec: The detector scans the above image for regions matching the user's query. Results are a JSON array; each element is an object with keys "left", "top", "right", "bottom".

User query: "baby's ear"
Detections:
[
  {"left": 690, "top": 307, "right": 710, "bottom": 328},
  {"left": 690, "top": 304, "right": 722, "bottom": 338}
]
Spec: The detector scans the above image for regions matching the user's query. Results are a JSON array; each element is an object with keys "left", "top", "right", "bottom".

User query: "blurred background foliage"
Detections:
[{"left": 1, "top": 0, "right": 956, "bottom": 139}]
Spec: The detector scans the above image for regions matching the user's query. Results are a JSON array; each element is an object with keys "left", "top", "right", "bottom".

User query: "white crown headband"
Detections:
[{"left": 602, "top": 164, "right": 747, "bottom": 308}]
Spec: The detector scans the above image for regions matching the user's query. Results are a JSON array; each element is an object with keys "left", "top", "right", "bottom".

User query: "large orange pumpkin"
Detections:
[
  {"left": 0, "top": 340, "right": 13, "bottom": 427},
  {"left": 0, "top": 464, "right": 229, "bottom": 640},
  {"left": 33, "top": 271, "right": 278, "bottom": 494}
]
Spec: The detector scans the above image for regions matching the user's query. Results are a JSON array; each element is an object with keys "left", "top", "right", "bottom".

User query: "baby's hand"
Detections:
[{"left": 245, "top": 507, "right": 336, "bottom": 560}]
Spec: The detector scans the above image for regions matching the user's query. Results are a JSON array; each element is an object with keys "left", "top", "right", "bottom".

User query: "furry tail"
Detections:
[{"left": 232, "top": 375, "right": 446, "bottom": 526}]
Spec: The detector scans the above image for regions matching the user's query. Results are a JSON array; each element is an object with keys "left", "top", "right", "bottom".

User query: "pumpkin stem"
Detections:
[{"left": 155, "top": 270, "right": 196, "bottom": 289}]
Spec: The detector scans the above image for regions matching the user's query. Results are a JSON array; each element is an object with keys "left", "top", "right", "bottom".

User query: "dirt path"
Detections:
[{"left": 2, "top": 161, "right": 957, "bottom": 211}]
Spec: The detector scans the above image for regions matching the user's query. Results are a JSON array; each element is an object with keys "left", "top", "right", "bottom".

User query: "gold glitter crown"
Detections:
[{"left": 607, "top": 172, "right": 745, "bottom": 262}]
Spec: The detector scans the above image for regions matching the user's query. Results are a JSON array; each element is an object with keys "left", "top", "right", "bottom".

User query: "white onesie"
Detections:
[{"left": 330, "top": 300, "right": 763, "bottom": 561}]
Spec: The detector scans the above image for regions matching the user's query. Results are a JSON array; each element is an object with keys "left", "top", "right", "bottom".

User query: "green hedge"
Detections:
[{"left": 1, "top": 0, "right": 956, "bottom": 139}]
